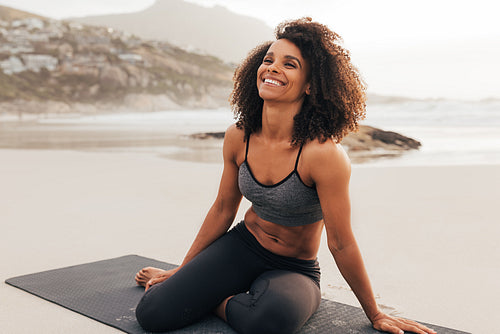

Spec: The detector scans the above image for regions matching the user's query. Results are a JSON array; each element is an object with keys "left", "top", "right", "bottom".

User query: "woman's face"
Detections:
[{"left": 256, "top": 39, "right": 310, "bottom": 104}]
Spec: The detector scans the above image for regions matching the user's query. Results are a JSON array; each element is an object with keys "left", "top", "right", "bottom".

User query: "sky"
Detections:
[{"left": 0, "top": 0, "right": 499, "bottom": 100}]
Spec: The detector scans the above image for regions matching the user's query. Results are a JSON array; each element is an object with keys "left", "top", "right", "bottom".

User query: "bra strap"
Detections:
[
  {"left": 294, "top": 144, "right": 304, "bottom": 171},
  {"left": 244, "top": 134, "right": 250, "bottom": 161}
]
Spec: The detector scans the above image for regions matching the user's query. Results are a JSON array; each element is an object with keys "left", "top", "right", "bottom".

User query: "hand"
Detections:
[
  {"left": 145, "top": 268, "right": 178, "bottom": 291},
  {"left": 371, "top": 311, "right": 437, "bottom": 334}
]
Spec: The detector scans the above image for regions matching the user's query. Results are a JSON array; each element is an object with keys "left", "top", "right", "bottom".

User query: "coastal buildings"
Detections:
[
  {"left": 0, "top": 56, "right": 24, "bottom": 74},
  {"left": 0, "top": 11, "right": 233, "bottom": 108},
  {"left": 0, "top": 17, "right": 147, "bottom": 76}
]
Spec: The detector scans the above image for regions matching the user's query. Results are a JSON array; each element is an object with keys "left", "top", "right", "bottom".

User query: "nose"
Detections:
[{"left": 267, "top": 63, "right": 279, "bottom": 73}]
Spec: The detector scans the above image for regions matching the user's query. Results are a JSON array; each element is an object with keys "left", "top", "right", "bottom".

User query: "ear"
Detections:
[{"left": 305, "top": 82, "right": 311, "bottom": 95}]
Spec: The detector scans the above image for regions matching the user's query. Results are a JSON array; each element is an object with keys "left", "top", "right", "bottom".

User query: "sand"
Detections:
[{"left": 0, "top": 148, "right": 498, "bottom": 333}]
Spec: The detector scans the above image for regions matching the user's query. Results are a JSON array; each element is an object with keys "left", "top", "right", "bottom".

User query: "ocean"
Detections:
[
  {"left": 362, "top": 99, "right": 500, "bottom": 166},
  {"left": 1, "top": 98, "right": 499, "bottom": 166}
]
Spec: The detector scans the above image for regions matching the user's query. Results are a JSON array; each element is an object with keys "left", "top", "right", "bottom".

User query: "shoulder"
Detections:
[
  {"left": 224, "top": 123, "right": 245, "bottom": 141},
  {"left": 304, "top": 138, "right": 350, "bottom": 168},
  {"left": 303, "top": 138, "right": 351, "bottom": 184},
  {"left": 223, "top": 124, "right": 246, "bottom": 164}
]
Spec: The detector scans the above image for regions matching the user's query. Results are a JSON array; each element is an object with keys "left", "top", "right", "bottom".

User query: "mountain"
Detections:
[
  {"left": 0, "top": 5, "right": 235, "bottom": 114},
  {"left": 71, "top": 0, "right": 274, "bottom": 64},
  {"left": 0, "top": 5, "right": 44, "bottom": 22}
]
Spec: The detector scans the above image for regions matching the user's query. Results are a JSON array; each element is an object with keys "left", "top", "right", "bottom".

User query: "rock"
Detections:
[
  {"left": 189, "top": 125, "right": 422, "bottom": 163},
  {"left": 191, "top": 132, "right": 225, "bottom": 139},
  {"left": 365, "top": 126, "right": 421, "bottom": 149},
  {"left": 343, "top": 125, "right": 421, "bottom": 151}
]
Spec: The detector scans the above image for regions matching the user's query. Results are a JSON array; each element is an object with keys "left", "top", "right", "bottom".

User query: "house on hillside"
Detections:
[
  {"left": 21, "top": 54, "right": 58, "bottom": 72},
  {"left": 26, "top": 33, "right": 50, "bottom": 43},
  {"left": 12, "top": 18, "right": 45, "bottom": 30},
  {"left": 0, "top": 43, "right": 34, "bottom": 54},
  {"left": 118, "top": 53, "right": 144, "bottom": 65},
  {"left": 0, "top": 56, "right": 26, "bottom": 74},
  {"left": 60, "top": 54, "right": 107, "bottom": 76}
]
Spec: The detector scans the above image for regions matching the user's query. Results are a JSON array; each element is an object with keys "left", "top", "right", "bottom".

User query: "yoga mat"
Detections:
[{"left": 5, "top": 255, "right": 469, "bottom": 334}]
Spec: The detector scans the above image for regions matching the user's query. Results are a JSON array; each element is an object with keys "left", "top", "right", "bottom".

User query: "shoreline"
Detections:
[
  {"left": 0, "top": 113, "right": 424, "bottom": 166},
  {"left": 3, "top": 106, "right": 499, "bottom": 167},
  {"left": 1, "top": 148, "right": 498, "bottom": 333}
]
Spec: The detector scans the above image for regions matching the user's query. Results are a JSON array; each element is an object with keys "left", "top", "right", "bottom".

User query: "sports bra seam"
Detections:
[
  {"left": 243, "top": 134, "right": 314, "bottom": 189},
  {"left": 243, "top": 161, "right": 295, "bottom": 188},
  {"left": 242, "top": 161, "right": 315, "bottom": 190}
]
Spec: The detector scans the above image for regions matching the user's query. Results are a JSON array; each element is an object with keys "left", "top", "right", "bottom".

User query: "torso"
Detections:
[
  {"left": 235, "top": 131, "right": 324, "bottom": 260},
  {"left": 244, "top": 209, "right": 323, "bottom": 260}
]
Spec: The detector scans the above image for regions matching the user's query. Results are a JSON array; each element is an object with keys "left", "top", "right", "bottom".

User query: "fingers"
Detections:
[
  {"left": 374, "top": 317, "right": 437, "bottom": 334},
  {"left": 399, "top": 318, "right": 436, "bottom": 334},
  {"left": 145, "top": 276, "right": 162, "bottom": 291},
  {"left": 140, "top": 269, "right": 175, "bottom": 291},
  {"left": 377, "top": 322, "right": 404, "bottom": 334},
  {"left": 145, "top": 278, "right": 156, "bottom": 291}
]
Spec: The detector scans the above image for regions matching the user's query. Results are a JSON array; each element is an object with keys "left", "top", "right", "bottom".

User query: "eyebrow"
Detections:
[{"left": 265, "top": 52, "right": 303, "bottom": 68}]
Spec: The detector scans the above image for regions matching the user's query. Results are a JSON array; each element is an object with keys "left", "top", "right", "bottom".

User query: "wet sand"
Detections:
[{"left": 1, "top": 149, "right": 498, "bottom": 333}]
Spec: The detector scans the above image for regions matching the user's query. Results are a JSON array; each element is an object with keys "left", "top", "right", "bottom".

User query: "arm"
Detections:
[
  {"left": 180, "top": 125, "right": 244, "bottom": 266},
  {"left": 311, "top": 140, "right": 435, "bottom": 334},
  {"left": 146, "top": 125, "right": 243, "bottom": 289}
]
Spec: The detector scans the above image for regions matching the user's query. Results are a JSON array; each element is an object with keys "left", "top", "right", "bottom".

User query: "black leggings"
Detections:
[{"left": 135, "top": 221, "right": 321, "bottom": 334}]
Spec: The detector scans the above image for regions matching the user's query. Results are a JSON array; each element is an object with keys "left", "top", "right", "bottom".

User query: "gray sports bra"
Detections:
[{"left": 238, "top": 135, "right": 323, "bottom": 226}]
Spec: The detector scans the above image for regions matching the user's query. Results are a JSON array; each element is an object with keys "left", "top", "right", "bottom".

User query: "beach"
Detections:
[{"left": 1, "top": 148, "right": 498, "bottom": 333}]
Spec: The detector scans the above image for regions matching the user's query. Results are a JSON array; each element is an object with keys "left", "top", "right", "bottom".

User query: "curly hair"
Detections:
[{"left": 231, "top": 17, "right": 366, "bottom": 146}]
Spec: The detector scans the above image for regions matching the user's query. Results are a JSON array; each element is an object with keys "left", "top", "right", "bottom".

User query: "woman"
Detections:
[{"left": 134, "top": 18, "right": 435, "bottom": 334}]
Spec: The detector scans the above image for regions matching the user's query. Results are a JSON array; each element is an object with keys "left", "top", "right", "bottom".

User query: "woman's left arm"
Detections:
[{"left": 311, "top": 141, "right": 436, "bottom": 334}]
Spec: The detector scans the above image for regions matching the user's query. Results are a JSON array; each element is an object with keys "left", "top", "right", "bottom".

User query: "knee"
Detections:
[
  {"left": 135, "top": 294, "right": 162, "bottom": 332},
  {"left": 248, "top": 310, "right": 297, "bottom": 334},
  {"left": 227, "top": 297, "right": 302, "bottom": 334},
  {"left": 135, "top": 291, "right": 184, "bottom": 332}
]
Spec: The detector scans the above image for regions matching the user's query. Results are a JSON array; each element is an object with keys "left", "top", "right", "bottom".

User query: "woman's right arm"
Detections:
[
  {"left": 179, "top": 125, "right": 243, "bottom": 266},
  {"left": 147, "top": 125, "right": 244, "bottom": 289}
]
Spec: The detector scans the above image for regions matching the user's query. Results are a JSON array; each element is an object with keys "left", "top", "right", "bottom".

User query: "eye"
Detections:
[
  {"left": 284, "top": 62, "right": 297, "bottom": 68},
  {"left": 263, "top": 58, "right": 272, "bottom": 64}
]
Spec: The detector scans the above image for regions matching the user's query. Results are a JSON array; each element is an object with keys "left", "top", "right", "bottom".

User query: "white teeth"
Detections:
[{"left": 264, "top": 78, "right": 283, "bottom": 86}]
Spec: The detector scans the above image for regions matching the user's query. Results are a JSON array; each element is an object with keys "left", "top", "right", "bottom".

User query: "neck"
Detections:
[{"left": 261, "top": 100, "right": 303, "bottom": 143}]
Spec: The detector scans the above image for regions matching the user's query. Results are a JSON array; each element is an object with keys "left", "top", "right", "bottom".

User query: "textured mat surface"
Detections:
[{"left": 5, "top": 255, "right": 469, "bottom": 334}]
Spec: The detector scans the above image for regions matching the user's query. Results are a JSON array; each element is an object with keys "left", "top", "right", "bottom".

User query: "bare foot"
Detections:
[{"left": 135, "top": 267, "right": 166, "bottom": 287}]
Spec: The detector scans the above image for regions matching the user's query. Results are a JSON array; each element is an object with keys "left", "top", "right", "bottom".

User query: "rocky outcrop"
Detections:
[
  {"left": 340, "top": 125, "right": 421, "bottom": 162},
  {"left": 341, "top": 125, "right": 421, "bottom": 151},
  {"left": 190, "top": 125, "right": 421, "bottom": 162}
]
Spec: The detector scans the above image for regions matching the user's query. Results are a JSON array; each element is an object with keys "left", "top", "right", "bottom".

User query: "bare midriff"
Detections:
[{"left": 243, "top": 206, "right": 323, "bottom": 260}]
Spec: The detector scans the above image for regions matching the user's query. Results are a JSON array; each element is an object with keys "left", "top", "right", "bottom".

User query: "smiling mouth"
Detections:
[{"left": 263, "top": 78, "right": 285, "bottom": 87}]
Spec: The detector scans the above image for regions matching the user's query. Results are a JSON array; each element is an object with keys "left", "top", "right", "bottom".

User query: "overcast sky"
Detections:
[
  {"left": 1, "top": 0, "right": 498, "bottom": 43},
  {"left": 1, "top": 0, "right": 498, "bottom": 100}
]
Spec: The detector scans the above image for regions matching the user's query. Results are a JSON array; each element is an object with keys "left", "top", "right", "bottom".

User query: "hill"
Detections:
[
  {"left": 0, "top": 4, "right": 44, "bottom": 22},
  {"left": 71, "top": 0, "right": 274, "bottom": 64},
  {"left": 0, "top": 5, "right": 235, "bottom": 114}
]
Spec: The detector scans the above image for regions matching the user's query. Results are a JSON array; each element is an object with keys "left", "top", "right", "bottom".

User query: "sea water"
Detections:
[
  {"left": 362, "top": 99, "right": 500, "bottom": 166},
  {"left": 1, "top": 99, "right": 499, "bottom": 166}
]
